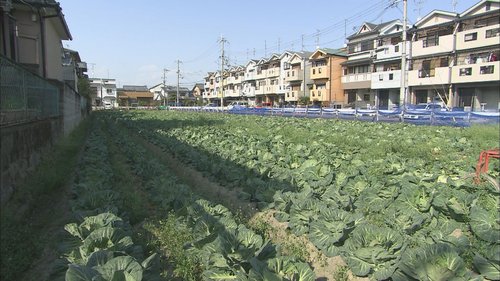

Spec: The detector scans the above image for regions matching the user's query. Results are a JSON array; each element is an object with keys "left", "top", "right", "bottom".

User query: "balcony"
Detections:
[
  {"left": 285, "top": 90, "right": 303, "bottom": 101},
  {"left": 412, "top": 34, "right": 453, "bottom": 57},
  {"left": 457, "top": 24, "right": 500, "bottom": 50},
  {"left": 264, "top": 85, "right": 279, "bottom": 94},
  {"left": 224, "top": 89, "right": 241, "bottom": 98},
  {"left": 452, "top": 61, "right": 500, "bottom": 84},
  {"left": 284, "top": 69, "right": 304, "bottom": 82},
  {"left": 267, "top": 67, "right": 280, "bottom": 78},
  {"left": 255, "top": 70, "right": 266, "bottom": 80},
  {"left": 245, "top": 72, "right": 256, "bottom": 81},
  {"left": 341, "top": 73, "right": 371, "bottom": 89},
  {"left": 408, "top": 66, "right": 450, "bottom": 86},
  {"left": 254, "top": 87, "right": 264, "bottom": 96},
  {"left": 374, "top": 42, "right": 410, "bottom": 61},
  {"left": 371, "top": 70, "right": 401, "bottom": 89},
  {"left": 310, "top": 66, "right": 329, "bottom": 79},
  {"left": 310, "top": 89, "right": 328, "bottom": 101}
]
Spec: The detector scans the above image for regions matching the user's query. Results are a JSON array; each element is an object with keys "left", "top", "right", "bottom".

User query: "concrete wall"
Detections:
[
  {"left": 0, "top": 83, "right": 88, "bottom": 205},
  {"left": 62, "top": 84, "right": 83, "bottom": 135},
  {"left": 0, "top": 118, "right": 61, "bottom": 204}
]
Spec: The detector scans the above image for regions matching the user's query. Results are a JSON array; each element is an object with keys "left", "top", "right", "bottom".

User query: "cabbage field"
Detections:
[{"left": 50, "top": 110, "right": 499, "bottom": 280}]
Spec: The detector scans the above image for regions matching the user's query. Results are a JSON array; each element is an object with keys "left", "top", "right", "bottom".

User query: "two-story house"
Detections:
[
  {"left": 1, "top": 0, "right": 72, "bottom": 80},
  {"left": 90, "top": 78, "right": 117, "bottom": 107},
  {"left": 309, "top": 48, "right": 347, "bottom": 107},
  {"left": 62, "top": 48, "right": 88, "bottom": 91}
]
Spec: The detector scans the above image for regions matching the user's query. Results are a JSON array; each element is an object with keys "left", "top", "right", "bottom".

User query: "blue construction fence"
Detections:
[{"left": 167, "top": 106, "right": 500, "bottom": 127}]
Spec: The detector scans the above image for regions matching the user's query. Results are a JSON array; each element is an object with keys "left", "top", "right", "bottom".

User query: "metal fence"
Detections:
[
  {"left": 1, "top": 55, "right": 60, "bottom": 125},
  {"left": 166, "top": 106, "right": 500, "bottom": 127}
]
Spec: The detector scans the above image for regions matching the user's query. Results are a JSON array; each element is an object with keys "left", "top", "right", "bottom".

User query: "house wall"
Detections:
[{"left": 44, "top": 17, "right": 64, "bottom": 81}]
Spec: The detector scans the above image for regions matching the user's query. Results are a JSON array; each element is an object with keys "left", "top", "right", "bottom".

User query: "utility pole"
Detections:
[
  {"left": 162, "top": 68, "right": 169, "bottom": 106},
  {"left": 176, "top": 60, "right": 181, "bottom": 106},
  {"left": 219, "top": 36, "right": 227, "bottom": 109},
  {"left": 301, "top": 34, "right": 305, "bottom": 51},
  {"left": 400, "top": 0, "right": 408, "bottom": 107}
]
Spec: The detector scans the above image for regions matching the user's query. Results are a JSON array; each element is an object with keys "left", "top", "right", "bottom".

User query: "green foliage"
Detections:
[{"left": 53, "top": 111, "right": 500, "bottom": 280}]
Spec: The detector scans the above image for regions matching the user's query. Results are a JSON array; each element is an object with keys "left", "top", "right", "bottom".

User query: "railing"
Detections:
[{"left": 1, "top": 55, "right": 60, "bottom": 125}]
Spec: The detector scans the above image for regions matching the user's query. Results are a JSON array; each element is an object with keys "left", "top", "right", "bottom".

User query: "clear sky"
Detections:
[{"left": 59, "top": 0, "right": 478, "bottom": 89}]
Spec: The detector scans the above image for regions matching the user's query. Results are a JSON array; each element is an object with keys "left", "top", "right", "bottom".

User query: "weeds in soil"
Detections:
[
  {"left": 332, "top": 265, "right": 350, "bottom": 281},
  {"left": 144, "top": 214, "right": 203, "bottom": 281},
  {"left": 0, "top": 118, "right": 90, "bottom": 281}
]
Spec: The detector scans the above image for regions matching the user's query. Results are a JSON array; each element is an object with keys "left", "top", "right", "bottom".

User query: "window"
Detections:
[
  {"left": 312, "top": 69, "right": 316, "bottom": 75},
  {"left": 389, "top": 73, "right": 394, "bottom": 80},
  {"left": 360, "top": 40, "right": 374, "bottom": 51},
  {"left": 379, "top": 74, "right": 383, "bottom": 81},
  {"left": 480, "top": 65, "right": 494, "bottom": 74},
  {"left": 318, "top": 68, "right": 322, "bottom": 74},
  {"left": 486, "top": 2, "right": 491, "bottom": 11},
  {"left": 377, "top": 39, "right": 384, "bottom": 47},
  {"left": 486, "top": 28, "right": 500, "bottom": 38},
  {"left": 459, "top": 68, "right": 472, "bottom": 76},
  {"left": 357, "top": 65, "right": 369, "bottom": 73},
  {"left": 395, "top": 45, "right": 400, "bottom": 52},
  {"left": 348, "top": 67, "right": 355, "bottom": 74},
  {"left": 423, "top": 34, "right": 439, "bottom": 47},
  {"left": 363, "top": 94, "right": 370, "bottom": 101},
  {"left": 464, "top": 32, "right": 478, "bottom": 41},
  {"left": 440, "top": 57, "right": 449, "bottom": 67},
  {"left": 106, "top": 89, "right": 112, "bottom": 94}
]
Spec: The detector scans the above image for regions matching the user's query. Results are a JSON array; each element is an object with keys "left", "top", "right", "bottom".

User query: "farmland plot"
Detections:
[
  {"left": 43, "top": 114, "right": 314, "bottom": 281},
  {"left": 105, "top": 110, "right": 499, "bottom": 281}
]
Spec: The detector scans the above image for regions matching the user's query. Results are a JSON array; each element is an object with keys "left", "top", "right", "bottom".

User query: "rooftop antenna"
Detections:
[
  {"left": 315, "top": 29, "right": 320, "bottom": 49},
  {"left": 414, "top": 0, "right": 425, "bottom": 20},
  {"left": 452, "top": 0, "right": 458, "bottom": 12}
]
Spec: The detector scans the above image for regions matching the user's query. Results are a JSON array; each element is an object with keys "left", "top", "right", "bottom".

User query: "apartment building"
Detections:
[
  {"left": 281, "top": 51, "right": 312, "bottom": 106},
  {"left": 224, "top": 66, "right": 245, "bottom": 102},
  {"left": 254, "top": 54, "right": 282, "bottom": 106},
  {"left": 309, "top": 48, "right": 347, "bottom": 107},
  {"left": 203, "top": 72, "right": 216, "bottom": 103},
  {"left": 408, "top": 0, "right": 499, "bottom": 111},
  {"left": 342, "top": 20, "right": 397, "bottom": 108},
  {"left": 407, "top": 10, "right": 457, "bottom": 107},
  {"left": 371, "top": 20, "right": 410, "bottom": 110},
  {"left": 242, "top": 59, "right": 258, "bottom": 105},
  {"left": 452, "top": 0, "right": 500, "bottom": 111}
]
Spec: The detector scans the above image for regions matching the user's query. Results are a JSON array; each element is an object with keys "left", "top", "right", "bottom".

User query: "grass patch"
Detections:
[
  {"left": 144, "top": 214, "right": 203, "bottom": 281},
  {"left": 0, "top": 117, "right": 91, "bottom": 281}
]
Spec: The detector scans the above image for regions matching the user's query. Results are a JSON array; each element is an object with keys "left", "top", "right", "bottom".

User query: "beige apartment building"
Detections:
[
  {"left": 408, "top": 0, "right": 499, "bottom": 111},
  {"left": 309, "top": 48, "right": 347, "bottom": 107}
]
